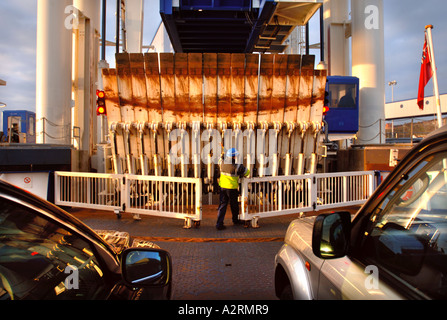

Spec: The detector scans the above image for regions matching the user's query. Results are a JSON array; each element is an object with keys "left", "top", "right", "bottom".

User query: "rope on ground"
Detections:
[{"left": 134, "top": 236, "right": 284, "bottom": 243}]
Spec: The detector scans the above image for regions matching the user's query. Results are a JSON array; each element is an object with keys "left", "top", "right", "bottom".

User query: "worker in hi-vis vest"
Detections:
[{"left": 216, "top": 148, "right": 250, "bottom": 230}]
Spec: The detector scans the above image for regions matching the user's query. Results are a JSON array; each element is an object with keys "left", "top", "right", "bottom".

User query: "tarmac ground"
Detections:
[{"left": 69, "top": 205, "right": 360, "bottom": 300}]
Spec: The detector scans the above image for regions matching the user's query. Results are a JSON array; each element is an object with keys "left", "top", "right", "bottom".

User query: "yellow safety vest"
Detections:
[{"left": 219, "top": 162, "right": 250, "bottom": 190}]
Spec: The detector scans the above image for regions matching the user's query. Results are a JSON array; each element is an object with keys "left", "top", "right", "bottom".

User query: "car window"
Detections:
[
  {"left": 0, "top": 198, "right": 108, "bottom": 300},
  {"left": 361, "top": 152, "right": 447, "bottom": 299}
]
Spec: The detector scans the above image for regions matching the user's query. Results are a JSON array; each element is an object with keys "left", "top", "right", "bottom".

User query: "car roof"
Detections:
[
  {"left": 408, "top": 124, "right": 447, "bottom": 158},
  {"left": 424, "top": 124, "right": 447, "bottom": 139},
  {"left": 0, "top": 178, "right": 115, "bottom": 254}
]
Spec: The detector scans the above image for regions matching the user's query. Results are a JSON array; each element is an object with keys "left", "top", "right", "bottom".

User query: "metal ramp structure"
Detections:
[{"left": 102, "top": 52, "right": 327, "bottom": 190}]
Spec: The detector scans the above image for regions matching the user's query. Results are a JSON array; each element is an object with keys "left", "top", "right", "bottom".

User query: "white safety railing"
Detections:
[
  {"left": 240, "top": 171, "right": 376, "bottom": 226},
  {"left": 125, "top": 174, "right": 202, "bottom": 226},
  {"left": 54, "top": 172, "right": 202, "bottom": 227},
  {"left": 315, "top": 171, "right": 375, "bottom": 210},
  {"left": 55, "top": 171, "right": 375, "bottom": 229},
  {"left": 240, "top": 175, "right": 313, "bottom": 220},
  {"left": 55, "top": 172, "right": 123, "bottom": 212}
]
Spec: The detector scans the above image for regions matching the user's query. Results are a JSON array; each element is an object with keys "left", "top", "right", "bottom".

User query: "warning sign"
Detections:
[{"left": 23, "top": 177, "right": 32, "bottom": 188}]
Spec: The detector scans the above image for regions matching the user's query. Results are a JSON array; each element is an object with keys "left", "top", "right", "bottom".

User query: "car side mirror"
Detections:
[
  {"left": 121, "top": 248, "right": 172, "bottom": 288},
  {"left": 312, "top": 212, "right": 351, "bottom": 259}
]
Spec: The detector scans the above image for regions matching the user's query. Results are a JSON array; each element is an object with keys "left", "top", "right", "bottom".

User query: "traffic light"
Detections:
[{"left": 96, "top": 90, "right": 107, "bottom": 116}]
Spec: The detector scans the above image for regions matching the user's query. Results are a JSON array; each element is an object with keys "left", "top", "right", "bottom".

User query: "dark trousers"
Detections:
[{"left": 216, "top": 188, "right": 239, "bottom": 227}]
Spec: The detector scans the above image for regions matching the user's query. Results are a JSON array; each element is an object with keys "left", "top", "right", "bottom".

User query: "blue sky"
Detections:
[{"left": 0, "top": 0, "right": 446, "bottom": 113}]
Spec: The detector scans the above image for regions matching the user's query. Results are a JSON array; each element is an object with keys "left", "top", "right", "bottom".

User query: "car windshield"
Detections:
[
  {"left": 363, "top": 152, "right": 447, "bottom": 299},
  {"left": 0, "top": 197, "right": 107, "bottom": 300}
]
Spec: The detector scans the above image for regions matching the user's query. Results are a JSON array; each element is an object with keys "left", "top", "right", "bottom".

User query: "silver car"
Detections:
[{"left": 275, "top": 126, "right": 447, "bottom": 300}]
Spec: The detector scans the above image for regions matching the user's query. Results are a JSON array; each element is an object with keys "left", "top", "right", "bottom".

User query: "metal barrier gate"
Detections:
[
  {"left": 55, "top": 172, "right": 202, "bottom": 228},
  {"left": 55, "top": 172, "right": 123, "bottom": 212},
  {"left": 240, "top": 171, "right": 376, "bottom": 227},
  {"left": 125, "top": 174, "right": 202, "bottom": 228},
  {"left": 55, "top": 171, "right": 375, "bottom": 229}
]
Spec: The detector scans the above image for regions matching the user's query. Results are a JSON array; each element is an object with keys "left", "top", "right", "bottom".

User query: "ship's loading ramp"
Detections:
[
  {"left": 102, "top": 52, "right": 327, "bottom": 194},
  {"left": 100, "top": 0, "right": 327, "bottom": 194}
]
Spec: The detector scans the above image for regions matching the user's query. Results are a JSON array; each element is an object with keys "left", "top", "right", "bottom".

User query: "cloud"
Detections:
[
  {"left": 0, "top": 0, "right": 37, "bottom": 111},
  {"left": 384, "top": 0, "right": 447, "bottom": 102}
]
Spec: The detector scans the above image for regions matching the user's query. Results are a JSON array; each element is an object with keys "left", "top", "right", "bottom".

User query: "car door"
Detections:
[
  {"left": 0, "top": 196, "right": 113, "bottom": 300},
  {"left": 318, "top": 148, "right": 447, "bottom": 300},
  {"left": 317, "top": 255, "right": 404, "bottom": 299},
  {"left": 354, "top": 149, "right": 447, "bottom": 299}
]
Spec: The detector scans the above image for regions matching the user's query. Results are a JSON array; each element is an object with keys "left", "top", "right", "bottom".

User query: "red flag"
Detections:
[{"left": 417, "top": 34, "right": 433, "bottom": 110}]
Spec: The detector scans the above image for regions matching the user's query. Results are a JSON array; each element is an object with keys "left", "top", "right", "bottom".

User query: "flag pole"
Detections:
[{"left": 425, "top": 25, "right": 443, "bottom": 128}]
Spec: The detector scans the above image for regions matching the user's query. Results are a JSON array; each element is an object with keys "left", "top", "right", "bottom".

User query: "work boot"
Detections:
[{"left": 216, "top": 225, "right": 226, "bottom": 231}]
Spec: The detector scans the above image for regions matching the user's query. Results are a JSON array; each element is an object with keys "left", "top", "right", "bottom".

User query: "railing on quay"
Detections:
[
  {"left": 55, "top": 171, "right": 123, "bottom": 212},
  {"left": 54, "top": 172, "right": 202, "bottom": 228},
  {"left": 55, "top": 171, "right": 375, "bottom": 229},
  {"left": 240, "top": 171, "right": 376, "bottom": 227},
  {"left": 125, "top": 174, "right": 202, "bottom": 227}
]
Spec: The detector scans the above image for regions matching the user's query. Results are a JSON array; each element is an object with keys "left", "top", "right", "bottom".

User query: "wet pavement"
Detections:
[{"left": 69, "top": 205, "right": 359, "bottom": 300}]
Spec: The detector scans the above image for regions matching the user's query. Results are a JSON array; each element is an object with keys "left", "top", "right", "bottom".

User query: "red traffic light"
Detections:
[
  {"left": 323, "top": 106, "right": 330, "bottom": 116},
  {"left": 96, "top": 90, "right": 106, "bottom": 116},
  {"left": 96, "top": 90, "right": 105, "bottom": 99},
  {"left": 97, "top": 105, "right": 106, "bottom": 115}
]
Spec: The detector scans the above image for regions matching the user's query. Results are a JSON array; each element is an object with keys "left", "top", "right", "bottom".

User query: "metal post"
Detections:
[
  {"left": 425, "top": 25, "right": 443, "bottom": 128},
  {"left": 116, "top": 0, "right": 120, "bottom": 54},
  {"left": 42, "top": 118, "right": 46, "bottom": 144},
  {"left": 368, "top": 173, "right": 375, "bottom": 198},
  {"left": 241, "top": 178, "right": 249, "bottom": 221},
  {"left": 54, "top": 173, "right": 61, "bottom": 204},
  {"left": 379, "top": 119, "right": 382, "bottom": 144},
  {"left": 278, "top": 180, "right": 282, "bottom": 212},
  {"left": 87, "top": 176, "right": 91, "bottom": 205},
  {"left": 101, "top": 0, "right": 106, "bottom": 60},
  {"left": 195, "top": 178, "right": 202, "bottom": 223},
  {"left": 388, "top": 80, "right": 397, "bottom": 102},
  {"left": 342, "top": 175, "right": 348, "bottom": 203},
  {"left": 320, "top": 4, "right": 324, "bottom": 61},
  {"left": 310, "top": 176, "right": 317, "bottom": 211},
  {"left": 121, "top": 175, "right": 127, "bottom": 216},
  {"left": 305, "top": 22, "right": 310, "bottom": 55}
]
